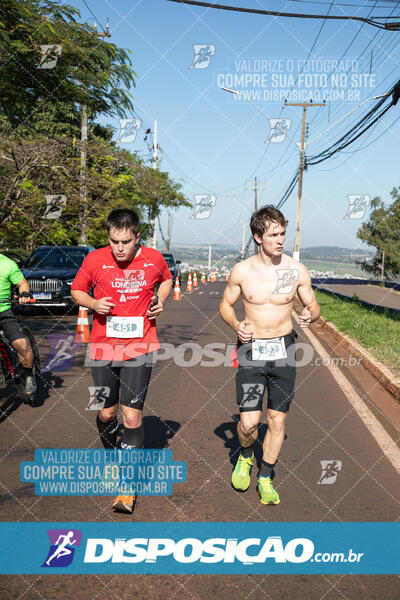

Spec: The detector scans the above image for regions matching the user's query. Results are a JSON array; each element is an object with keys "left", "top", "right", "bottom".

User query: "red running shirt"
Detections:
[{"left": 71, "top": 246, "right": 171, "bottom": 361}]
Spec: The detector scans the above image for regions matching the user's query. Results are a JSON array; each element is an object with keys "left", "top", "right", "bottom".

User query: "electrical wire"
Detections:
[{"left": 168, "top": 0, "right": 400, "bottom": 28}]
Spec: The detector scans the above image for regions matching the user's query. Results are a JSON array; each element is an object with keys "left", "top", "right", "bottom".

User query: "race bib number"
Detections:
[
  {"left": 106, "top": 316, "right": 144, "bottom": 339},
  {"left": 252, "top": 337, "right": 287, "bottom": 361}
]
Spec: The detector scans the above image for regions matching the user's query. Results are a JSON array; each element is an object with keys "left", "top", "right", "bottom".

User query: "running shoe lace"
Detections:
[
  {"left": 259, "top": 476, "right": 273, "bottom": 491},
  {"left": 239, "top": 455, "right": 251, "bottom": 474}
]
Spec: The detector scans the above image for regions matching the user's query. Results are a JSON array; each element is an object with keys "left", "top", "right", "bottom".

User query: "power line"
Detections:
[
  {"left": 276, "top": 79, "right": 399, "bottom": 207},
  {"left": 168, "top": 0, "right": 400, "bottom": 28},
  {"left": 81, "top": 0, "right": 108, "bottom": 34}
]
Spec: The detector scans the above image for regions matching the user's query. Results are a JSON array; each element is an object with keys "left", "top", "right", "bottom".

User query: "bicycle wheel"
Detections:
[{"left": 15, "top": 324, "right": 41, "bottom": 405}]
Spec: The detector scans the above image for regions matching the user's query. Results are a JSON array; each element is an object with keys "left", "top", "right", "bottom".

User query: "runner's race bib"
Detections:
[
  {"left": 252, "top": 337, "right": 287, "bottom": 361},
  {"left": 106, "top": 316, "right": 144, "bottom": 339}
]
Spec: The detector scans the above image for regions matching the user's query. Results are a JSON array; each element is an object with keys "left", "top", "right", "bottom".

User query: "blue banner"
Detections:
[
  {"left": 0, "top": 522, "right": 398, "bottom": 574},
  {"left": 20, "top": 449, "right": 186, "bottom": 496}
]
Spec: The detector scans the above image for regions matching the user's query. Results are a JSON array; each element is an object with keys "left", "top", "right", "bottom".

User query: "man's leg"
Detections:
[
  {"left": 257, "top": 349, "right": 295, "bottom": 504},
  {"left": 261, "top": 408, "right": 287, "bottom": 474},
  {"left": 92, "top": 364, "right": 120, "bottom": 450},
  {"left": 237, "top": 410, "right": 262, "bottom": 456},
  {"left": 232, "top": 358, "right": 266, "bottom": 490},
  {"left": 119, "top": 405, "right": 144, "bottom": 449},
  {"left": 12, "top": 337, "right": 35, "bottom": 396},
  {"left": 111, "top": 356, "right": 152, "bottom": 513},
  {"left": 11, "top": 337, "right": 33, "bottom": 369}
]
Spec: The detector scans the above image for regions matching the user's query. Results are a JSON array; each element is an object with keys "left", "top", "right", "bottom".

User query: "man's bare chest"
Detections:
[{"left": 241, "top": 267, "right": 299, "bottom": 306}]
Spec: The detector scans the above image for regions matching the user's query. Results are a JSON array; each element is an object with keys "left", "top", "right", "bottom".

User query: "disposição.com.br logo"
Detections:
[{"left": 41, "top": 529, "right": 82, "bottom": 568}]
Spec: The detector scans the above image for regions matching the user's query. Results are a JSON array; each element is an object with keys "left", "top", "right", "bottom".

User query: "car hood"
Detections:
[{"left": 22, "top": 268, "right": 78, "bottom": 280}]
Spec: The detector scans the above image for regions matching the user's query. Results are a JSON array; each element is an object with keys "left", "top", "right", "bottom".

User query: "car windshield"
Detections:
[
  {"left": 162, "top": 254, "right": 175, "bottom": 266},
  {"left": 25, "top": 248, "right": 87, "bottom": 269}
]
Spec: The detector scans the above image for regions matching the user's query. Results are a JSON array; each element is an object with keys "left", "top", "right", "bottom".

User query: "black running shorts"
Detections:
[
  {"left": 0, "top": 309, "right": 25, "bottom": 343},
  {"left": 91, "top": 353, "right": 154, "bottom": 410},
  {"left": 235, "top": 331, "right": 297, "bottom": 414}
]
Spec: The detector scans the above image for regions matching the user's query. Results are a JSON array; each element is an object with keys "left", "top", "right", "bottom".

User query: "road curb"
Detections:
[{"left": 316, "top": 316, "right": 400, "bottom": 402}]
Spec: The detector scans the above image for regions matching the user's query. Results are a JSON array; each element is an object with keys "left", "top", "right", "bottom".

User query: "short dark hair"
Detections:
[
  {"left": 250, "top": 205, "right": 288, "bottom": 239},
  {"left": 107, "top": 209, "right": 140, "bottom": 236}
]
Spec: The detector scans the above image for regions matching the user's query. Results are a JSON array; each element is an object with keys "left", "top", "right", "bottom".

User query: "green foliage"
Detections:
[
  {"left": 0, "top": 1, "right": 191, "bottom": 252},
  {"left": 315, "top": 289, "right": 400, "bottom": 377},
  {"left": 356, "top": 188, "right": 400, "bottom": 279},
  {"left": 0, "top": 0, "right": 136, "bottom": 125}
]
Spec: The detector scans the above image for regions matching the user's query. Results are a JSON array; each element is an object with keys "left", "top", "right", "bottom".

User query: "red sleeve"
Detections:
[
  {"left": 71, "top": 254, "right": 94, "bottom": 292},
  {"left": 157, "top": 255, "right": 172, "bottom": 283}
]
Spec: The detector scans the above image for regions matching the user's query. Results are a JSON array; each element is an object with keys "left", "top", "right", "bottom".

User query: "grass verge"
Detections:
[{"left": 314, "top": 289, "right": 400, "bottom": 378}]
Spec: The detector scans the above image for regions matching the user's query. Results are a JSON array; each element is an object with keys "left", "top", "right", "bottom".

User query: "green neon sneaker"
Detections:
[
  {"left": 231, "top": 451, "right": 254, "bottom": 491},
  {"left": 257, "top": 477, "right": 280, "bottom": 505}
]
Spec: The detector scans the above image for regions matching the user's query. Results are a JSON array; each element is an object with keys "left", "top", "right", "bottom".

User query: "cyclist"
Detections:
[
  {"left": 220, "top": 205, "right": 320, "bottom": 505},
  {"left": 0, "top": 253, "right": 36, "bottom": 395},
  {"left": 71, "top": 209, "right": 172, "bottom": 514}
]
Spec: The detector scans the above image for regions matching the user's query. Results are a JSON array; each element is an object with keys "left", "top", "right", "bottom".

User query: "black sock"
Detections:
[
  {"left": 96, "top": 415, "right": 118, "bottom": 449},
  {"left": 119, "top": 424, "right": 144, "bottom": 450},
  {"left": 259, "top": 460, "right": 275, "bottom": 478},
  {"left": 23, "top": 367, "right": 33, "bottom": 377},
  {"left": 241, "top": 445, "right": 254, "bottom": 459}
]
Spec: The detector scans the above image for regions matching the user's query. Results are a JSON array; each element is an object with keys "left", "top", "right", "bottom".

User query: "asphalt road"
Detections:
[
  {"left": 317, "top": 283, "right": 400, "bottom": 310},
  {"left": 0, "top": 283, "right": 399, "bottom": 599}
]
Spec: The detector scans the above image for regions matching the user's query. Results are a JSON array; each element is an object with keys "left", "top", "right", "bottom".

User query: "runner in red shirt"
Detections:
[{"left": 71, "top": 209, "right": 172, "bottom": 513}]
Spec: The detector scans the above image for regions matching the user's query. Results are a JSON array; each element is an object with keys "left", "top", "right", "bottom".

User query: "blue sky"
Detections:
[{"left": 78, "top": 0, "right": 400, "bottom": 253}]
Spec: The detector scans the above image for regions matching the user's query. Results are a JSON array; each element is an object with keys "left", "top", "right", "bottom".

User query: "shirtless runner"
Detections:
[{"left": 219, "top": 205, "right": 320, "bottom": 505}]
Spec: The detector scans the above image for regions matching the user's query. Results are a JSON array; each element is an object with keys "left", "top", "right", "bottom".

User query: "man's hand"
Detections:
[
  {"left": 93, "top": 297, "right": 115, "bottom": 315},
  {"left": 18, "top": 294, "right": 30, "bottom": 305},
  {"left": 147, "top": 296, "right": 164, "bottom": 320},
  {"left": 299, "top": 304, "right": 312, "bottom": 328},
  {"left": 235, "top": 320, "right": 254, "bottom": 343}
]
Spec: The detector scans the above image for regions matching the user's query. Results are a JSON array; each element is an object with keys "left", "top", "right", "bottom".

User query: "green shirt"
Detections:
[{"left": 0, "top": 254, "right": 24, "bottom": 312}]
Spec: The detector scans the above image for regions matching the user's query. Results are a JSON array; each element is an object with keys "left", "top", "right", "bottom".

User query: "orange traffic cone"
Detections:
[
  {"left": 201, "top": 273, "right": 206, "bottom": 284},
  {"left": 186, "top": 273, "right": 193, "bottom": 292},
  {"left": 173, "top": 277, "right": 182, "bottom": 301},
  {"left": 193, "top": 272, "right": 198, "bottom": 287},
  {"left": 210, "top": 270, "right": 217, "bottom": 282},
  {"left": 74, "top": 306, "right": 90, "bottom": 343}
]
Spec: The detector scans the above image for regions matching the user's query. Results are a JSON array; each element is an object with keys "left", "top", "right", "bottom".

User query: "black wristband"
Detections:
[{"left": 20, "top": 291, "right": 31, "bottom": 298}]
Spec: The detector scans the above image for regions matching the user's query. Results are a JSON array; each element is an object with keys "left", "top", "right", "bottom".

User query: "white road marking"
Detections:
[{"left": 293, "top": 313, "right": 400, "bottom": 474}]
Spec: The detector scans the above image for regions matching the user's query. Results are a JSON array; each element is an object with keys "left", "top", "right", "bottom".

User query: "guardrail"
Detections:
[{"left": 312, "top": 281, "right": 400, "bottom": 317}]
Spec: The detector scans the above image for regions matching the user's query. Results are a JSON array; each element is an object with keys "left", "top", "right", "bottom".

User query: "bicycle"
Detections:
[{"left": 0, "top": 295, "right": 41, "bottom": 405}]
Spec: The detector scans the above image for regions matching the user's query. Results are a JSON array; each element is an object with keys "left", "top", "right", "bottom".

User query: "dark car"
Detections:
[
  {"left": 21, "top": 245, "right": 95, "bottom": 307},
  {"left": 162, "top": 253, "right": 181, "bottom": 284}
]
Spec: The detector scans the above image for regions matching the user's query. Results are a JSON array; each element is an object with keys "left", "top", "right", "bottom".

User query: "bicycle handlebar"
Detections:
[{"left": 0, "top": 295, "right": 37, "bottom": 304}]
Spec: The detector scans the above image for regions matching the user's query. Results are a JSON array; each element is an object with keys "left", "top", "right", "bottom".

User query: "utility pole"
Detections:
[
  {"left": 285, "top": 101, "right": 325, "bottom": 262},
  {"left": 151, "top": 119, "right": 158, "bottom": 249},
  {"left": 381, "top": 248, "right": 385, "bottom": 281},
  {"left": 207, "top": 244, "right": 216, "bottom": 271},
  {"left": 78, "top": 103, "right": 88, "bottom": 245},
  {"left": 79, "top": 23, "right": 111, "bottom": 246},
  {"left": 241, "top": 221, "right": 247, "bottom": 259},
  {"left": 246, "top": 177, "right": 267, "bottom": 255},
  {"left": 165, "top": 212, "right": 171, "bottom": 252}
]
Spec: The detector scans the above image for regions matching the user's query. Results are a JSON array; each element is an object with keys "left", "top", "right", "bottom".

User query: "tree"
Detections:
[
  {"left": 0, "top": 129, "right": 190, "bottom": 252},
  {"left": 0, "top": 0, "right": 135, "bottom": 125},
  {"left": 356, "top": 187, "right": 400, "bottom": 279}
]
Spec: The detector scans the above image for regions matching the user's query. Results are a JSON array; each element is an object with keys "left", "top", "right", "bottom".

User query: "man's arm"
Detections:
[
  {"left": 219, "top": 264, "right": 254, "bottom": 342},
  {"left": 17, "top": 278, "right": 31, "bottom": 304},
  {"left": 296, "top": 265, "right": 320, "bottom": 327},
  {"left": 219, "top": 264, "right": 241, "bottom": 331}
]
